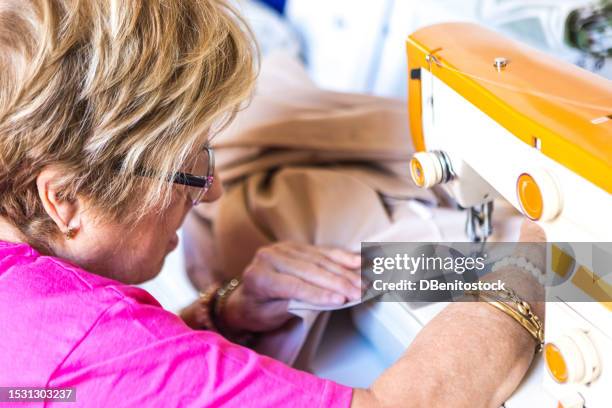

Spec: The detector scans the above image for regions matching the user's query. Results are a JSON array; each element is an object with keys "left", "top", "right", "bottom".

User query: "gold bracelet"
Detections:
[
  {"left": 467, "top": 288, "right": 544, "bottom": 353},
  {"left": 212, "top": 278, "right": 254, "bottom": 346},
  {"left": 214, "top": 278, "right": 241, "bottom": 318},
  {"left": 197, "top": 283, "right": 222, "bottom": 332}
]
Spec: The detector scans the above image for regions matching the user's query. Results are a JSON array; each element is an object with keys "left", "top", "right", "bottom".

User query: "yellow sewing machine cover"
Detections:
[{"left": 406, "top": 23, "right": 612, "bottom": 195}]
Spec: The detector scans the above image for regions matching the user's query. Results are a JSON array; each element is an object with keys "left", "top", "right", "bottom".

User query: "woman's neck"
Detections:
[{"left": 0, "top": 217, "right": 26, "bottom": 243}]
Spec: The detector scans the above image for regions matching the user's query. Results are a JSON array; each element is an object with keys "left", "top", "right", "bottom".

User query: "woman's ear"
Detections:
[{"left": 36, "top": 167, "right": 81, "bottom": 238}]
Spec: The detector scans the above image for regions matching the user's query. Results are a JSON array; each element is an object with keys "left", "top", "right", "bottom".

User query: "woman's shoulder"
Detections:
[
  {"left": 0, "top": 240, "right": 160, "bottom": 306},
  {"left": 0, "top": 240, "right": 167, "bottom": 385}
]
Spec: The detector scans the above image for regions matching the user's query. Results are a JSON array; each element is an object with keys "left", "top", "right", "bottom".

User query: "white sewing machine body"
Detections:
[{"left": 403, "top": 23, "right": 612, "bottom": 407}]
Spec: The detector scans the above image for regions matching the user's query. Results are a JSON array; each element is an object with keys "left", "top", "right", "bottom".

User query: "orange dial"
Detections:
[
  {"left": 545, "top": 343, "right": 569, "bottom": 383},
  {"left": 517, "top": 173, "right": 544, "bottom": 220}
]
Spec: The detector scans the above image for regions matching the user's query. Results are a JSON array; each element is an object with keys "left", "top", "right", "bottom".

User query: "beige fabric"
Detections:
[{"left": 201, "top": 53, "right": 436, "bottom": 283}]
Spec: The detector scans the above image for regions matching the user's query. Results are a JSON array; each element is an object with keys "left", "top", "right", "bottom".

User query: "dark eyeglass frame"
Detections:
[{"left": 169, "top": 146, "right": 215, "bottom": 205}]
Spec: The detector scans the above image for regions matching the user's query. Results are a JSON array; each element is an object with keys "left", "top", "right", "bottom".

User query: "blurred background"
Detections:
[{"left": 247, "top": 0, "right": 611, "bottom": 97}]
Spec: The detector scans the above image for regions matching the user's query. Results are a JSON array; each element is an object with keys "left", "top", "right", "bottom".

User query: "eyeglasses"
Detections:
[{"left": 170, "top": 146, "right": 215, "bottom": 206}]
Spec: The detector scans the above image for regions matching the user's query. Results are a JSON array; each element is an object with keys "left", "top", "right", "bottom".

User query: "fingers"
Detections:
[
  {"left": 317, "top": 246, "right": 362, "bottom": 269},
  {"left": 260, "top": 246, "right": 361, "bottom": 301},
  {"left": 265, "top": 271, "right": 347, "bottom": 306},
  {"left": 515, "top": 220, "right": 547, "bottom": 271},
  {"left": 282, "top": 244, "right": 362, "bottom": 289},
  {"left": 519, "top": 220, "right": 547, "bottom": 243}
]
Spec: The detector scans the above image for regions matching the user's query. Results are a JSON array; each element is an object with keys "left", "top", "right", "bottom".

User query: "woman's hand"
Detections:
[
  {"left": 518, "top": 219, "right": 546, "bottom": 243},
  {"left": 354, "top": 219, "right": 550, "bottom": 408},
  {"left": 220, "top": 241, "right": 362, "bottom": 333},
  {"left": 515, "top": 219, "right": 547, "bottom": 271}
]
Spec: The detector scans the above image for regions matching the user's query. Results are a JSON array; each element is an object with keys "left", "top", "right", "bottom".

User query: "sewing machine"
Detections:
[
  {"left": 405, "top": 22, "right": 612, "bottom": 408},
  {"left": 307, "top": 21, "right": 611, "bottom": 407}
]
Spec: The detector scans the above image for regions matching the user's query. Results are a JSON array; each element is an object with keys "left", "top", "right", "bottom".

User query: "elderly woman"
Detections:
[{"left": 0, "top": 1, "right": 545, "bottom": 407}]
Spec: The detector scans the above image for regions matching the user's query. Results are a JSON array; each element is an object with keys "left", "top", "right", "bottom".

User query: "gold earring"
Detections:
[{"left": 65, "top": 228, "right": 77, "bottom": 240}]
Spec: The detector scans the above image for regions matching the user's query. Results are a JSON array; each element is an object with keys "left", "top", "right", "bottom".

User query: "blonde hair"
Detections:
[{"left": 0, "top": 0, "right": 257, "bottom": 251}]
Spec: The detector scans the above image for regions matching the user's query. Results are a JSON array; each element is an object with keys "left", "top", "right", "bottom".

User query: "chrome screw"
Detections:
[{"left": 494, "top": 57, "right": 509, "bottom": 71}]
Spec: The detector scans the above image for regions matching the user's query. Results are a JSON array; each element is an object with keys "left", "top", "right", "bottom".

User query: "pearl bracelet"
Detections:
[{"left": 491, "top": 256, "right": 546, "bottom": 285}]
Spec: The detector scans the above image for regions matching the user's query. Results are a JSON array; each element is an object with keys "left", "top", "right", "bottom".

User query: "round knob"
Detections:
[
  {"left": 545, "top": 329, "right": 601, "bottom": 385},
  {"left": 516, "top": 170, "right": 562, "bottom": 221},
  {"left": 409, "top": 151, "right": 454, "bottom": 188}
]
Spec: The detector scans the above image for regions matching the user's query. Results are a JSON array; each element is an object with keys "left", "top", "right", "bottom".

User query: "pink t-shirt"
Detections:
[{"left": 0, "top": 241, "right": 353, "bottom": 407}]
